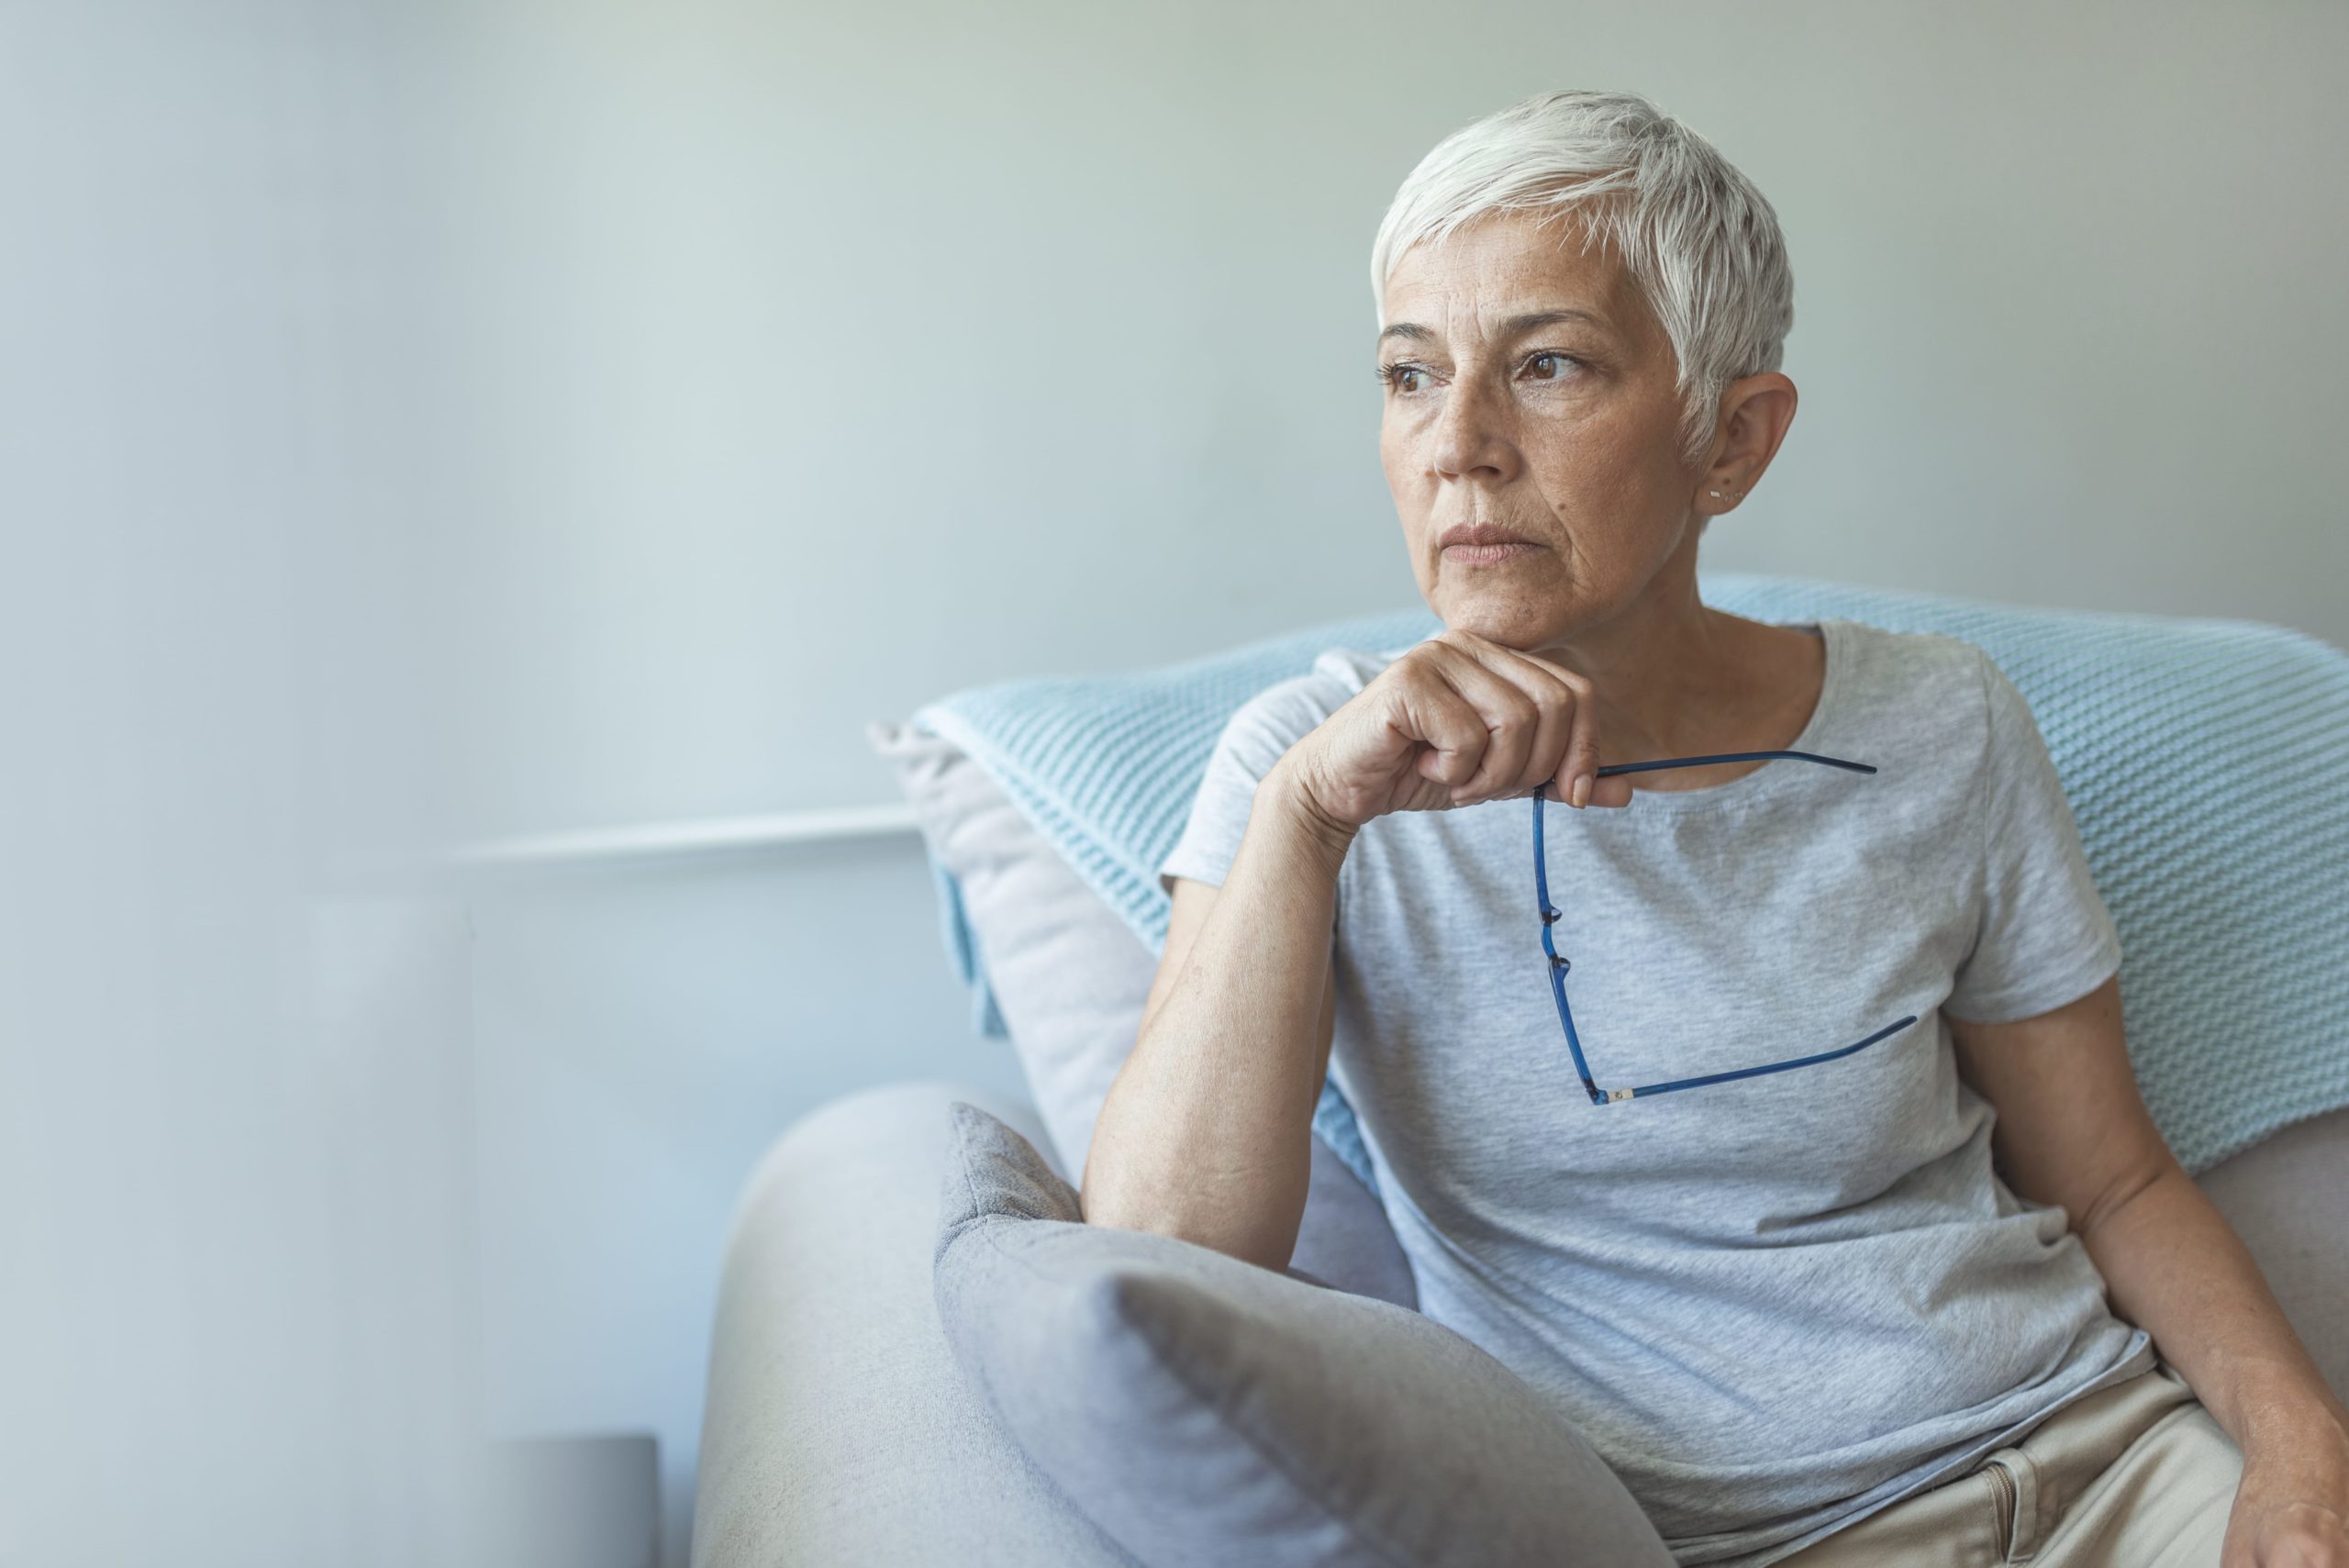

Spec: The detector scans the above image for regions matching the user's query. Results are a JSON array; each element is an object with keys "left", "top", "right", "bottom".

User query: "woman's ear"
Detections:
[{"left": 1704, "top": 372, "right": 1798, "bottom": 503}]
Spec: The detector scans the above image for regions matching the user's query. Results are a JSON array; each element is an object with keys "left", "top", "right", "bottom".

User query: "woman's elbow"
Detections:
[{"left": 1078, "top": 1173, "right": 1297, "bottom": 1274}]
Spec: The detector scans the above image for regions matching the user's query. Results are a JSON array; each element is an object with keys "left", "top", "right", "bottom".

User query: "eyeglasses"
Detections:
[{"left": 1532, "top": 749, "right": 1920, "bottom": 1106}]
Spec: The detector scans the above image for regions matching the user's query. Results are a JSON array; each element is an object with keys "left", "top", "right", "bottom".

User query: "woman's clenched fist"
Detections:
[{"left": 1275, "top": 628, "right": 1636, "bottom": 837}]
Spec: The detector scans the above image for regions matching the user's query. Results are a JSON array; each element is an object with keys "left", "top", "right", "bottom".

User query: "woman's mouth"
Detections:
[{"left": 1442, "top": 540, "right": 1543, "bottom": 564}]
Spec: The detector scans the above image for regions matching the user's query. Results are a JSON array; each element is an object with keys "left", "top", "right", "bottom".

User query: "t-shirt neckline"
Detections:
[{"left": 1607, "top": 617, "right": 1852, "bottom": 816}]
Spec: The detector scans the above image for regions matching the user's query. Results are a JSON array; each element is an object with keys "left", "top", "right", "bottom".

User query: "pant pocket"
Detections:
[{"left": 1981, "top": 1447, "right": 2043, "bottom": 1562}]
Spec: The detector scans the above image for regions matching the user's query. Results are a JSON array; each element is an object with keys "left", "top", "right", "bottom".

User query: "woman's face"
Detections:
[{"left": 1375, "top": 208, "right": 1711, "bottom": 648}]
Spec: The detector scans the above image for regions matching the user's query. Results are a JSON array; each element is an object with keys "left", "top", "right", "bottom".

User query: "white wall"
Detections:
[
  {"left": 425, "top": 0, "right": 2349, "bottom": 848},
  {"left": 9, "top": 2, "right": 2341, "bottom": 1564},
  {"left": 2, "top": 5, "right": 484, "bottom": 1565}
]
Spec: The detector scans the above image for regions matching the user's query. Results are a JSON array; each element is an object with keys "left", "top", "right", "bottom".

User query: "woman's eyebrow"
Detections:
[
  {"left": 1375, "top": 307, "right": 1612, "bottom": 350},
  {"left": 1501, "top": 307, "right": 1610, "bottom": 337}
]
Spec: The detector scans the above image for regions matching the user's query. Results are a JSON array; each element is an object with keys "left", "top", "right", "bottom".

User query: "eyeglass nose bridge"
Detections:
[{"left": 1540, "top": 906, "right": 1572, "bottom": 973}]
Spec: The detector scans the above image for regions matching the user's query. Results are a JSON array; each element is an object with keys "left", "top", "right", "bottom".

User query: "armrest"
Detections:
[{"left": 690, "top": 1080, "right": 1138, "bottom": 1568}]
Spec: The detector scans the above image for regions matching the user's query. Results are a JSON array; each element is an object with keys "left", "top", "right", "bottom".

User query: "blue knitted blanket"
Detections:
[{"left": 910, "top": 571, "right": 2349, "bottom": 1185}]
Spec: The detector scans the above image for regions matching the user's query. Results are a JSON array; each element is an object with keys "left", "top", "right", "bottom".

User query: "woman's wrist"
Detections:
[
  {"left": 2241, "top": 1433, "right": 2349, "bottom": 1490},
  {"left": 2209, "top": 1351, "right": 2349, "bottom": 1463},
  {"left": 1262, "top": 754, "right": 1360, "bottom": 871},
  {"left": 2228, "top": 1373, "right": 2349, "bottom": 1506}
]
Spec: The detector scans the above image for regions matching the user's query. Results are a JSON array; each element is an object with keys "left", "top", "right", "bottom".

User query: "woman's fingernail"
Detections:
[{"left": 1571, "top": 773, "right": 1591, "bottom": 809}]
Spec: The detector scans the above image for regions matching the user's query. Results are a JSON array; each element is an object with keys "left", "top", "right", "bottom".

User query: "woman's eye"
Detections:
[
  {"left": 1377, "top": 362, "right": 1430, "bottom": 395},
  {"left": 1523, "top": 351, "right": 1582, "bottom": 381}
]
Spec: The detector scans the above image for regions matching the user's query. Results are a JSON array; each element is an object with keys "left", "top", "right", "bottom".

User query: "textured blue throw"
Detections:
[{"left": 910, "top": 571, "right": 2349, "bottom": 1185}]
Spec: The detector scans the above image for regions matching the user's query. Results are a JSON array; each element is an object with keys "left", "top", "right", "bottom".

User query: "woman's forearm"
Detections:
[
  {"left": 2079, "top": 1162, "right": 2349, "bottom": 1485},
  {"left": 1080, "top": 758, "right": 1354, "bottom": 1272}
]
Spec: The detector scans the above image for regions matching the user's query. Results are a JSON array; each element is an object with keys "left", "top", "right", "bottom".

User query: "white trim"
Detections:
[{"left": 443, "top": 802, "right": 921, "bottom": 871}]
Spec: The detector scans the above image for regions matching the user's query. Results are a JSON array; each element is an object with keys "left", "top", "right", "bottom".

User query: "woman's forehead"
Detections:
[{"left": 1380, "top": 211, "right": 1638, "bottom": 338}]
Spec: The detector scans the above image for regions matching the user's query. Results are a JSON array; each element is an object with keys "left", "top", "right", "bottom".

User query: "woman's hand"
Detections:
[
  {"left": 1280, "top": 627, "right": 1636, "bottom": 833},
  {"left": 2221, "top": 1450, "right": 2349, "bottom": 1568}
]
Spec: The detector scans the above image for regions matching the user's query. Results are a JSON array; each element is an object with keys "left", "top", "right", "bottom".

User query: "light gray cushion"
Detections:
[
  {"left": 870, "top": 719, "right": 1416, "bottom": 1311},
  {"left": 931, "top": 1100, "right": 1675, "bottom": 1568}
]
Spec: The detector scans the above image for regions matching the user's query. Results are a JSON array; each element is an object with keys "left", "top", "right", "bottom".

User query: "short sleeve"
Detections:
[
  {"left": 1943, "top": 649, "right": 2124, "bottom": 1025},
  {"left": 1156, "top": 652, "right": 1376, "bottom": 895}
]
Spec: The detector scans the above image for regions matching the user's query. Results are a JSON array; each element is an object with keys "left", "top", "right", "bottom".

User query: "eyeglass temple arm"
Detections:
[
  {"left": 1588, "top": 748, "right": 1879, "bottom": 780},
  {"left": 1602, "top": 1016, "right": 1921, "bottom": 1102}
]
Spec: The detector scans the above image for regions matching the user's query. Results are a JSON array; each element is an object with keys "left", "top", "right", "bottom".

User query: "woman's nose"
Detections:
[{"left": 1429, "top": 375, "right": 1520, "bottom": 484}]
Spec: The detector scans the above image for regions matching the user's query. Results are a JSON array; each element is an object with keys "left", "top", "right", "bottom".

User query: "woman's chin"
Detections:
[{"left": 1430, "top": 596, "right": 1577, "bottom": 651}]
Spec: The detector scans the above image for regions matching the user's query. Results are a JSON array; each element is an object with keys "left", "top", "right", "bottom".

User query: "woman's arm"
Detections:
[
  {"left": 1083, "top": 628, "right": 1615, "bottom": 1273},
  {"left": 1079, "top": 754, "right": 1352, "bottom": 1273},
  {"left": 1950, "top": 973, "right": 2349, "bottom": 1565}
]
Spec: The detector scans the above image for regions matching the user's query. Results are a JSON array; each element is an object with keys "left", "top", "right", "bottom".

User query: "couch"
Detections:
[{"left": 691, "top": 584, "right": 2349, "bottom": 1566}]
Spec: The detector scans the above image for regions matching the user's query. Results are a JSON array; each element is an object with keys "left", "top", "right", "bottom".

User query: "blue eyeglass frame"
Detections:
[{"left": 1532, "top": 749, "right": 1920, "bottom": 1106}]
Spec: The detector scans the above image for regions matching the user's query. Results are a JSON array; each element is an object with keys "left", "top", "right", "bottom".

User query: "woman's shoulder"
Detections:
[
  {"left": 1827, "top": 618, "right": 2000, "bottom": 743},
  {"left": 1831, "top": 617, "right": 1986, "bottom": 680}
]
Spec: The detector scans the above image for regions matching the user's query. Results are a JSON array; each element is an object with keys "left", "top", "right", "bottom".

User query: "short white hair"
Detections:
[{"left": 1371, "top": 88, "right": 1794, "bottom": 470}]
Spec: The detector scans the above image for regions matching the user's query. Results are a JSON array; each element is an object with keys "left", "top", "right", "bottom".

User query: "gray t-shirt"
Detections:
[{"left": 1157, "top": 616, "right": 2154, "bottom": 1568}]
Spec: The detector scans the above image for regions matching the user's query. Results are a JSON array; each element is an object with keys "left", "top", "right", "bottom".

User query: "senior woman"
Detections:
[{"left": 1080, "top": 90, "right": 2347, "bottom": 1568}]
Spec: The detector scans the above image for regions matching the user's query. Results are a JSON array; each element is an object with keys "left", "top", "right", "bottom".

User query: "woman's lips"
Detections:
[{"left": 1442, "top": 540, "right": 1543, "bottom": 564}]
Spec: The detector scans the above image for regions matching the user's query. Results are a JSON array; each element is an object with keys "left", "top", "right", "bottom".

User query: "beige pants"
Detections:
[{"left": 1776, "top": 1361, "right": 2243, "bottom": 1567}]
